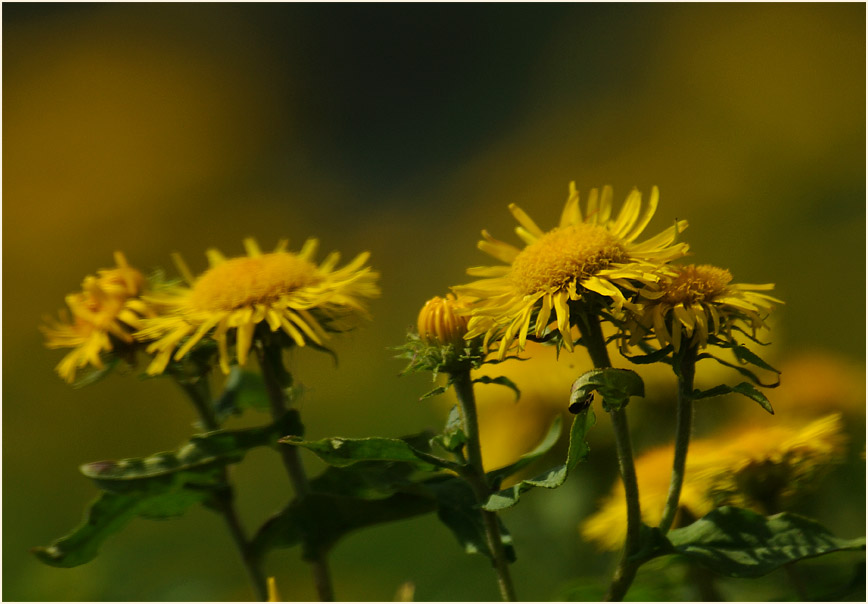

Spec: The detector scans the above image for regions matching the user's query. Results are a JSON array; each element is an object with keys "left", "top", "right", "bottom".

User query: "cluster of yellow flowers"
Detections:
[
  {"left": 42, "top": 238, "right": 380, "bottom": 383},
  {"left": 445, "top": 182, "right": 781, "bottom": 360}
]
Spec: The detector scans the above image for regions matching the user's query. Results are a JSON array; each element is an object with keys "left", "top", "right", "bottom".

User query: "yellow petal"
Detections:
[
  {"left": 624, "top": 185, "right": 659, "bottom": 242},
  {"left": 243, "top": 238, "right": 263, "bottom": 257},
  {"left": 559, "top": 181, "right": 582, "bottom": 227},
  {"left": 508, "top": 203, "right": 544, "bottom": 237}
]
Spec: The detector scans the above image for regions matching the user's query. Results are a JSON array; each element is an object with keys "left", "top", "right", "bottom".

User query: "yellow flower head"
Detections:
[
  {"left": 629, "top": 264, "right": 783, "bottom": 352},
  {"left": 41, "top": 252, "right": 153, "bottom": 383},
  {"left": 581, "top": 442, "right": 717, "bottom": 551},
  {"left": 699, "top": 413, "right": 848, "bottom": 512},
  {"left": 417, "top": 293, "right": 471, "bottom": 348},
  {"left": 454, "top": 182, "right": 689, "bottom": 360},
  {"left": 137, "top": 237, "right": 380, "bottom": 375}
]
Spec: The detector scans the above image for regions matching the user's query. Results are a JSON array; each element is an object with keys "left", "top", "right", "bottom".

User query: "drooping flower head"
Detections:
[
  {"left": 453, "top": 183, "right": 689, "bottom": 360},
  {"left": 627, "top": 264, "right": 782, "bottom": 352},
  {"left": 137, "top": 237, "right": 380, "bottom": 375},
  {"left": 41, "top": 252, "right": 153, "bottom": 383}
]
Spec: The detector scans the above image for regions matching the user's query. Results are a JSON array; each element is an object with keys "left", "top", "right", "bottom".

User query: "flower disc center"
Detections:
[
  {"left": 662, "top": 265, "right": 732, "bottom": 306},
  {"left": 510, "top": 223, "right": 627, "bottom": 295},
  {"left": 191, "top": 253, "right": 320, "bottom": 311}
]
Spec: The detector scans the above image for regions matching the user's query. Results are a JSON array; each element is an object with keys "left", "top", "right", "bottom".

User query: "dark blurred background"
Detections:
[{"left": 3, "top": 3, "right": 865, "bottom": 601}]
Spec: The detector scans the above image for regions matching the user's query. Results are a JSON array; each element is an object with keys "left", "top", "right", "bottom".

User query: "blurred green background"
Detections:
[{"left": 3, "top": 3, "right": 865, "bottom": 601}]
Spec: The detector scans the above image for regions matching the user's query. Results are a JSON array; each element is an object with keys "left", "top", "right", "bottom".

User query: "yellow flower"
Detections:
[
  {"left": 41, "top": 252, "right": 153, "bottom": 383},
  {"left": 581, "top": 442, "right": 717, "bottom": 551},
  {"left": 454, "top": 183, "right": 688, "bottom": 360},
  {"left": 628, "top": 264, "right": 782, "bottom": 352},
  {"left": 137, "top": 237, "right": 379, "bottom": 375},
  {"left": 700, "top": 413, "right": 847, "bottom": 512},
  {"left": 581, "top": 414, "right": 848, "bottom": 550},
  {"left": 417, "top": 293, "right": 471, "bottom": 347}
]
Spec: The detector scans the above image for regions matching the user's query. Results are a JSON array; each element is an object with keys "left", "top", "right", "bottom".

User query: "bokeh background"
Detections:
[{"left": 3, "top": 3, "right": 865, "bottom": 601}]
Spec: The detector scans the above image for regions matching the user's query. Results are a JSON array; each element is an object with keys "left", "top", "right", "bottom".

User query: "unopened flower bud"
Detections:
[{"left": 417, "top": 294, "right": 471, "bottom": 348}]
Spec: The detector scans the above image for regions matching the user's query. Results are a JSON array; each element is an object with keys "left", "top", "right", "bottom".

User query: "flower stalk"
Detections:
[
  {"left": 658, "top": 345, "right": 697, "bottom": 534},
  {"left": 574, "top": 304, "right": 642, "bottom": 602},
  {"left": 255, "top": 340, "right": 335, "bottom": 602},
  {"left": 174, "top": 376, "right": 269, "bottom": 602},
  {"left": 452, "top": 371, "right": 518, "bottom": 602}
]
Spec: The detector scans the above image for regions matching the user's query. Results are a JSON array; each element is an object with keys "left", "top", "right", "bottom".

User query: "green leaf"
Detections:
[
  {"left": 32, "top": 489, "right": 208, "bottom": 567},
  {"left": 427, "top": 477, "right": 516, "bottom": 563},
  {"left": 619, "top": 345, "right": 674, "bottom": 366},
  {"left": 693, "top": 382, "right": 774, "bottom": 414},
  {"left": 570, "top": 368, "right": 644, "bottom": 412},
  {"left": 472, "top": 375, "right": 520, "bottom": 401},
  {"left": 730, "top": 343, "right": 780, "bottom": 374},
  {"left": 251, "top": 491, "right": 438, "bottom": 558},
  {"left": 431, "top": 406, "right": 467, "bottom": 453},
  {"left": 662, "top": 507, "right": 866, "bottom": 578},
  {"left": 483, "top": 408, "right": 594, "bottom": 511},
  {"left": 81, "top": 412, "right": 303, "bottom": 495},
  {"left": 697, "top": 348, "right": 780, "bottom": 388},
  {"left": 420, "top": 385, "right": 449, "bottom": 400},
  {"left": 485, "top": 416, "right": 562, "bottom": 486},
  {"left": 281, "top": 432, "right": 460, "bottom": 472}
]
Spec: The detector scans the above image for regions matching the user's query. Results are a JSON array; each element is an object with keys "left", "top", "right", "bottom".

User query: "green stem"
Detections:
[
  {"left": 453, "top": 371, "right": 518, "bottom": 602},
  {"left": 255, "top": 342, "right": 335, "bottom": 602},
  {"left": 573, "top": 305, "right": 642, "bottom": 602},
  {"left": 175, "top": 378, "right": 268, "bottom": 602},
  {"left": 658, "top": 347, "right": 697, "bottom": 534}
]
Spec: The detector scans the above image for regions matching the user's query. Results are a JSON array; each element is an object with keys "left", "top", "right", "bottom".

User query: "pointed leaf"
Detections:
[
  {"left": 620, "top": 345, "right": 674, "bottom": 366},
  {"left": 32, "top": 489, "right": 208, "bottom": 568},
  {"left": 82, "top": 412, "right": 303, "bottom": 495},
  {"left": 483, "top": 408, "right": 594, "bottom": 511},
  {"left": 485, "top": 416, "right": 562, "bottom": 486},
  {"left": 693, "top": 382, "right": 774, "bottom": 414},
  {"left": 472, "top": 375, "right": 520, "bottom": 401},
  {"left": 420, "top": 385, "right": 449, "bottom": 400},
  {"left": 281, "top": 432, "right": 460, "bottom": 472}
]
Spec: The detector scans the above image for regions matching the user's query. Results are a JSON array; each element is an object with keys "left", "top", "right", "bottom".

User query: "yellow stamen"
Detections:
[
  {"left": 509, "top": 223, "right": 627, "bottom": 295},
  {"left": 190, "top": 253, "right": 321, "bottom": 312}
]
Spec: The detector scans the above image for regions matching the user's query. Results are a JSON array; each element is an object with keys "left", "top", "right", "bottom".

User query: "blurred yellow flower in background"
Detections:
[
  {"left": 137, "top": 237, "right": 380, "bottom": 374},
  {"left": 41, "top": 252, "right": 153, "bottom": 383},
  {"left": 701, "top": 413, "right": 848, "bottom": 512},
  {"left": 581, "top": 412, "right": 848, "bottom": 550},
  {"left": 749, "top": 351, "right": 866, "bottom": 421},
  {"left": 581, "top": 442, "right": 718, "bottom": 551},
  {"left": 454, "top": 182, "right": 689, "bottom": 360},
  {"left": 628, "top": 264, "right": 782, "bottom": 352}
]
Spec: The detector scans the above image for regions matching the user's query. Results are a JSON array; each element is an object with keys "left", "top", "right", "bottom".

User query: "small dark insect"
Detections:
[{"left": 569, "top": 392, "right": 593, "bottom": 414}]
